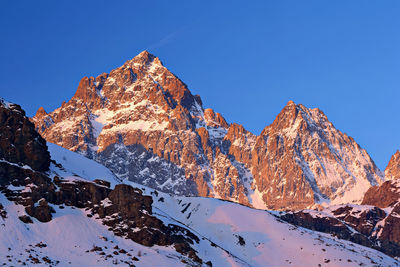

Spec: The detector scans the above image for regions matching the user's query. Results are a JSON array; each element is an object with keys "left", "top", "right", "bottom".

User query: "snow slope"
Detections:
[
  {"left": 0, "top": 193, "right": 191, "bottom": 266},
  {"left": 47, "top": 142, "right": 121, "bottom": 187},
  {"left": 129, "top": 181, "right": 400, "bottom": 267}
]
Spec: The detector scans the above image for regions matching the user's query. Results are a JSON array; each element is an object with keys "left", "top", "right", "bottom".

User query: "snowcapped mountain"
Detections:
[
  {"left": 1, "top": 98, "right": 399, "bottom": 266},
  {"left": 31, "top": 51, "right": 384, "bottom": 210}
]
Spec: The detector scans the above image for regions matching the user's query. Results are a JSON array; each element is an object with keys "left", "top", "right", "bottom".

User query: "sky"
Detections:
[{"left": 1, "top": 1, "right": 399, "bottom": 169}]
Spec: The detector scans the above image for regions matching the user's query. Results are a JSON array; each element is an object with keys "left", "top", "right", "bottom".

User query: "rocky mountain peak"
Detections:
[
  {"left": 203, "top": 108, "right": 228, "bottom": 128},
  {"left": 265, "top": 100, "right": 331, "bottom": 137},
  {"left": 126, "top": 50, "right": 163, "bottom": 68},
  {"left": 31, "top": 52, "right": 384, "bottom": 210},
  {"left": 34, "top": 106, "right": 47, "bottom": 118},
  {"left": 385, "top": 150, "right": 400, "bottom": 180},
  {"left": 252, "top": 101, "right": 383, "bottom": 209}
]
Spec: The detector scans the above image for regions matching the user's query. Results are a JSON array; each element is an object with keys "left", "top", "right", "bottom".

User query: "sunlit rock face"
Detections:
[
  {"left": 250, "top": 101, "right": 383, "bottom": 209},
  {"left": 32, "top": 51, "right": 383, "bottom": 210},
  {"left": 385, "top": 150, "right": 400, "bottom": 180}
]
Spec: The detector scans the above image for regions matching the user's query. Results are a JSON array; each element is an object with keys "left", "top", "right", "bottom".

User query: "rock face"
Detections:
[
  {"left": 385, "top": 150, "right": 400, "bottom": 180},
  {"left": 0, "top": 99, "right": 50, "bottom": 172},
  {"left": 32, "top": 51, "right": 383, "bottom": 210},
  {"left": 251, "top": 101, "right": 383, "bottom": 209},
  {"left": 362, "top": 179, "right": 400, "bottom": 208}
]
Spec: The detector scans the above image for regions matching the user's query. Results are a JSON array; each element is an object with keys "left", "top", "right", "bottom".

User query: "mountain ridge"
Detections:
[{"left": 31, "top": 51, "right": 385, "bottom": 210}]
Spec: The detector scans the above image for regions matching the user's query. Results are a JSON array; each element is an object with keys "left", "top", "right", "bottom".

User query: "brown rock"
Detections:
[
  {"left": 0, "top": 101, "right": 50, "bottom": 172},
  {"left": 362, "top": 179, "right": 400, "bottom": 208},
  {"left": 385, "top": 150, "right": 400, "bottom": 180}
]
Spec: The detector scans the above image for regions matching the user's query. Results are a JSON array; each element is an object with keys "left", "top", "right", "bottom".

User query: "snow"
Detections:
[
  {"left": 90, "top": 115, "right": 104, "bottom": 138},
  {"left": 103, "top": 119, "right": 169, "bottom": 133},
  {"left": 47, "top": 142, "right": 120, "bottom": 187},
  {"left": 0, "top": 193, "right": 188, "bottom": 267},
  {"left": 0, "top": 159, "right": 33, "bottom": 171},
  {"left": 249, "top": 187, "right": 268, "bottom": 210}
]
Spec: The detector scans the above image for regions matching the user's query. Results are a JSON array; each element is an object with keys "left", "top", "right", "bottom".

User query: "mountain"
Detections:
[
  {"left": 385, "top": 150, "right": 400, "bottom": 180},
  {"left": 32, "top": 51, "right": 383, "bottom": 210},
  {"left": 3, "top": 98, "right": 399, "bottom": 266},
  {"left": 251, "top": 101, "right": 383, "bottom": 209}
]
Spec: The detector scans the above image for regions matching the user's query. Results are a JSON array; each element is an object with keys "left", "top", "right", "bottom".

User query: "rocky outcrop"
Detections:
[
  {"left": 385, "top": 150, "right": 400, "bottom": 180},
  {"left": 0, "top": 99, "right": 50, "bottom": 172},
  {"left": 362, "top": 179, "right": 400, "bottom": 208},
  {"left": 32, "top": 52, "right": 383, "bottom": 210}
]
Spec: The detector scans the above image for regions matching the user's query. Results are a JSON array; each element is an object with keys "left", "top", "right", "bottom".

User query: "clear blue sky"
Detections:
[{"left": 1, "top": 1, "right": 399, "bottom": 169}]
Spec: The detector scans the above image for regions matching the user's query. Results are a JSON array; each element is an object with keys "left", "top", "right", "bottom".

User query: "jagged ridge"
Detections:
[{"left": 32, "top": 51, "right": 383, "bottom": 210}]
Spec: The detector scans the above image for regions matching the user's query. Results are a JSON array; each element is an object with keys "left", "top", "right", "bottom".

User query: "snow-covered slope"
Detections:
[
  {"left": 0, "top": 193, "right": 190, "bottom": 266},
  {"left": 47, "top": 142, "right": 400, "bottom": 265},
  {"left": 127, "top": 181, "right": 400, "bottom": 267},
  {"left": 48, "top": 142, "right": 121, "bottom": 187}
]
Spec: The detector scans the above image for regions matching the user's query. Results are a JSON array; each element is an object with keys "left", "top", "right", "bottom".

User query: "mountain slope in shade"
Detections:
[{"left": 32, "top": 52, "right": 383, "bottom": 210}]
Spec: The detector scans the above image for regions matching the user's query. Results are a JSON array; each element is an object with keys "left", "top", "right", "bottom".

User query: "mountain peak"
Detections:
[
  {"left": 286, "top": 100, "right": 296, "bottom": 106},
  {"left": 385, "top": 150, "right": 400, "bottom": 180},
  {"left": 35, "top": 106, "right": 47, "bottom": 118},
  {"left": 130, "top": 50, "right": 162, "bottom": 66},
  {"left": 136, "top": 50, "right": 153, "bottom": 58},
  {"left": 265, "top": 101, "right": 332, "bottom": 136}
]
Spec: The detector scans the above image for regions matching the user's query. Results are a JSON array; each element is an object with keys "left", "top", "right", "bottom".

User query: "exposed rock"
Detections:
[
  {"left": 362, "top": 179, "right": 400, "bottom": 208},
  {"left": 0, "top": 203, "right": 6, "bottom": 219},
  {"left": 385, "top": 150, "right": 400, "bottom": 180},
  {"left": 18, "top": 215, "right": 33, "bottom": 224},
  {"left": 34, "top": 107, "right": 47, "bottom": 119},
  {"left": 26, "top": 198, "right": 54, "bottom": 223},
  {"left": 0, "top": 100, "right": 50, "bottom": 172}
]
